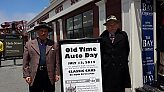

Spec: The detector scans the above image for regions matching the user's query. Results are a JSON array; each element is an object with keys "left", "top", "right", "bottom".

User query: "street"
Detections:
[{"left": 0, "top": 59, "right": 61, "bottom": 92}]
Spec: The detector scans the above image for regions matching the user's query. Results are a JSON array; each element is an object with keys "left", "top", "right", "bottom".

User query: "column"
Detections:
[
  {"left": 122, "top": 0, "right": 143, "bottom": 91},
  {"left": 95, "top": 0, "right": 106, "bottom": 35},
  {"left": 153, "top": 0, "right": 157, "bottom": 79},
  {"left": 52, "top": 22, "right": 57, "bottom": 42},
  {"left": 58, "top": 19, "right": 63, "bottom": 40}
]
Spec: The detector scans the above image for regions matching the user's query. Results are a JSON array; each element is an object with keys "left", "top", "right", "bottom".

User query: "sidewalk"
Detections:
[
  {"left": 0, "top": 59, "right": 28, "bottom": 92},
  {"left": 0, "top": 58, "right": 23, "bottom": 67},
  {"left": 0, "top": 59, "right": 61, "bottom": 92}
]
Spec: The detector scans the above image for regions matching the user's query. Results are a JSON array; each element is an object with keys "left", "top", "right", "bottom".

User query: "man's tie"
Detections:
[{"left": 110, "top": 34, "right": 115, "bottom": 43}]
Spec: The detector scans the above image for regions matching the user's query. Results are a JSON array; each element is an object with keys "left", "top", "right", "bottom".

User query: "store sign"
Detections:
[
  {"left": 141, "top": 0, "right": 155, "bottom": 85},
  {"left": 55, "top": 4, "right": 63, "bottom": 14},
  {"left": 59, "top": 39, "right": 103, "bottom": 92},
  {"left": 4, "top": 35, "right": 23, "bottom": 58},
  {"left": 71, "top": 0, "right": 79, "bottom": 5},
  {"left": 53, "top": 0, "right": 81, "bottom": 15}
]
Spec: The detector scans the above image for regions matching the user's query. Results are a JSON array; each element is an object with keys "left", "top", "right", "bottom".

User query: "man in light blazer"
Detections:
[{"left": 23, "top": 22, "right": 60, "bottom": 92}]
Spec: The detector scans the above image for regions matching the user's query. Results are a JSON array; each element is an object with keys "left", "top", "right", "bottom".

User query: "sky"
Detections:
[{"left": 0, "top": 0, "right": 49, "bottom": 26}]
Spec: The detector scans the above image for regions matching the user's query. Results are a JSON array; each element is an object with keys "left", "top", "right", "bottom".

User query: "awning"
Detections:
[{"left": 27, "top": 0, "right": 94, "bottom": 32}]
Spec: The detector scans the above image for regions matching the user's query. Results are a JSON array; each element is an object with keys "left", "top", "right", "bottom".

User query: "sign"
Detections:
[
  {"left": 59, "top": 38, "right": 103, "bottom": 92},
  {"left": 141, "top": 0, "right": 155, "bottom": 85},
  {"left": 4, "top": 35, "right": 23, "bottom": 58},
  {"left": 52, "top": 0, "right": 81, "bottom": 16}
]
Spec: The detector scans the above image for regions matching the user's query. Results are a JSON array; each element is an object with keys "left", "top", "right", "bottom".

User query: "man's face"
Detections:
[
  {"left": 106, "top": 21, "right": 119, "bottom": 33},
  {"left": 37, "top": 28, "right": 49, "bottom": 40}
]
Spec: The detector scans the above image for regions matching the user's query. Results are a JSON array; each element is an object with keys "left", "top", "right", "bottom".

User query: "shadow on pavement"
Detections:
[
  {"left": 0, "top": 58, "right": 23, "bottom": 68},
  {"left": 0, "top": 64, "right": 23, "bottom": 68}
]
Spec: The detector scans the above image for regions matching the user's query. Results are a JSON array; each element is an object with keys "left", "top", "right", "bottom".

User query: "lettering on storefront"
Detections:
[
  {"left": 53, "top": 0, "right": 80, "bottom": 15},
  {"left": 71, "top": 0, "right": 79, "bottom": 5},
  {"left": 142, "top": 2, "right": 153, "bottom": 16},
  {"left": 55, "top": 4, "right": 63, "bottom": 14},
  {"left": 142, "top": 3, "right": 153, "bottom": 11},
  {"left": 143, "top": 73, "right": 154, "bottom": 84},
  {"left": 143, "top": 40, "right": 153, "bottom": 47}
]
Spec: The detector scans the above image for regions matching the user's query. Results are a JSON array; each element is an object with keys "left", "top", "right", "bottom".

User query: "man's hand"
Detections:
[
  {"left": 25, "top": 77, "right": 32, "bottom": 84},
  {"left": 55, "top": 75, "right": 60, "bottom": 82}
]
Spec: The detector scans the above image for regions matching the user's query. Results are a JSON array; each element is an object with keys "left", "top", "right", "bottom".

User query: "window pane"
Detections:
[
  {"left": 48, "top": 31, "right": 53, "bottom": 40},
  {"left": 74, "top": 14, "right": 82, "bottom": 29},
  {"left": 83, "top": 10, "right": 93, "bottom": 38},
  {"left": 67, "top": 18, "right": 73, "bottom": 30},
  {"left": 83, "top": 10, "right": 93, "bottom": 27},
  {"left": 74, "top": 28, "right": 83, "bottom": 39},
  {"left": 31, "top": 32, "right": 36, "bottom": 40},
  {"left": 66, "top": 18, "right": 73, "bottom": 39},
  {"left": 67, "top": 30, "right": 73, "bottom": 39},
  {"left": 84, "top": 26, "right": 93, "bottom": 38}
]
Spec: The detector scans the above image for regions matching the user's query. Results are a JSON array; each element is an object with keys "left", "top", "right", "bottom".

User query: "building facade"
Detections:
[{"left": 26, "top": 0, "right": 164, "bottom": 91}]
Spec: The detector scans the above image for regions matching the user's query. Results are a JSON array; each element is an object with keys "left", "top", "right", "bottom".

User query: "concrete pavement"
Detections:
[
  {"left": 0, "top": 59, "right": 134, "bottom": 92},
  {"left": 0, "top": 59, "right": 61, "bottom": 92}
]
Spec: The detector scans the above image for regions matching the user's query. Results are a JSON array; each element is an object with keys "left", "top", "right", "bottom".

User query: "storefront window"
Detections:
[
  {"left": 83, "top": 10, "right": 93, "bottom": 38},
  {"left": 67, "top": 18, "right": 73, "bottom": 39},
  {"left": 74, "top": 14, "right": 82, "bottom": 29},
  {"left": 66, "top": 10, "right": 93, "bottom": 39},
  {"left": 67, "top": 30, "right": 73, "bottom": 39},
  {"left": 74, "top": 14, "right": 83, "bottom": 38},
  {"left": 31, "top": 31, "right": 36, "bottom": 40},
  {"left": 48, "top": 31, "right": 53, "bottom": 40}
]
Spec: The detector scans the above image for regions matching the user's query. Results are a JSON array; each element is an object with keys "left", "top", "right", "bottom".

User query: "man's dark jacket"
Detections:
[
  {"left": 158, "top": 26, "right": 164, "bottom": 52},
  {"left": 100, "top": 29, "right": 131, "bottom": 91}
]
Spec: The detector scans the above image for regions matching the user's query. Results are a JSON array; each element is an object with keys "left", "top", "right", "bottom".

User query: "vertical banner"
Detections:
[
  {"left": 59, "top": 38, "right": 103, "bottom": 92},
  {"left": 141, "top": 0, "right": 155, "bottom": 85}
]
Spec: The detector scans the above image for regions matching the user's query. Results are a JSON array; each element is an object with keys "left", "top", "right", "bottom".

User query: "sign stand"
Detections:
[
  {"left": 58, "top": 38, "right": 103, "bottom": 92},
  {"left": 13, "top": 58, "right": 16, "bottom": 65}
]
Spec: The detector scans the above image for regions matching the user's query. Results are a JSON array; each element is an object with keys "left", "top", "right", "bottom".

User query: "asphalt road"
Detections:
[{"left": 0, "top": 59, "right": 61, "bottom": 92}]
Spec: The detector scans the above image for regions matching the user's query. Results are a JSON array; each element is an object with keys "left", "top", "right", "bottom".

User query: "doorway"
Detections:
[{"left": 156, "top": 0, "right": 164, "bottom": 88}]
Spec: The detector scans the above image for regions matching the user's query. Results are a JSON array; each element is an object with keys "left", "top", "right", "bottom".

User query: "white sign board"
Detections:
[{"left": 61, "top": 43, "right": 103, "bottom": 92}]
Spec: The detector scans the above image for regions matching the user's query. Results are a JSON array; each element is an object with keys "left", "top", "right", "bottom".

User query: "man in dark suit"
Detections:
[
  {"left": 23, "top": 22, "right": 60, "bottom": 92},
  {"left": 100, "top": 15, "right": 131, "bottom": 92}
]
